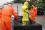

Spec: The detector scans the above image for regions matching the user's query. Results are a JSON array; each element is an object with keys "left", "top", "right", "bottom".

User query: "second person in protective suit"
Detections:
[
  {"left": 22, "top": 1, "right": 29, "bottom": 26},
  {"left": 29, "top": 5, "right": 37, "bottom": 24}
]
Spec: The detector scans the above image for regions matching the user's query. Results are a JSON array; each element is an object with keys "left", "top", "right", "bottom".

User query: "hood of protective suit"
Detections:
[{"left": 24, "top": 2, "right": 29, "bottom": 7}]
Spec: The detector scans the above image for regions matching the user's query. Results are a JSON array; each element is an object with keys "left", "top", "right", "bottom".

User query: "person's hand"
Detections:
[{"left": 15, "top": 16, "right": 18, "bottom": 22}]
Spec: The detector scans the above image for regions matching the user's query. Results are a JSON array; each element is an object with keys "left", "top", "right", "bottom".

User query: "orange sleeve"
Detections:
[
  {"left": 10, "top": 6, "right": 18, "bottom": 21},
  {"left": 8, "top": 4, "right": 18, "bottom": 17}
]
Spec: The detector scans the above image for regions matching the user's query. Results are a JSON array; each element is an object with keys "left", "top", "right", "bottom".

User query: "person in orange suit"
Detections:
[
  {"left": 29, "top": 5, "right": 37, "bottom": 23},
  {"left": 0, "top": 3, "right": 18, "bottom": 30}
]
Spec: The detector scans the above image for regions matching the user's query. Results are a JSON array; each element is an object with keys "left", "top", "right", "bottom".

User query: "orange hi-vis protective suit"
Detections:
[
  {"left": 29, "top": 6, "right": 37, "bottom": 22},
  {"left": 0, "top": 4, "right": 18, "bottom": 30}
]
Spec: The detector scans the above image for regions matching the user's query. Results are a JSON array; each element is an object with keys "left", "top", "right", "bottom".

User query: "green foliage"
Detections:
[
  {"left": 18, "top": 0, "right": 25, "bottom": 3},
  {"left": 18, "top": 0, "right": 45, "bottom": 10}
]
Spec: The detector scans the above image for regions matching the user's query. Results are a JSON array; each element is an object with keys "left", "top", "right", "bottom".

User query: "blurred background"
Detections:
[
  {"left": 0, "top": 0, "right": 45, "bottom": 30},
  {"left": 13, "top": 0, "right": 45, "bottom": 30},
  {"left": 13, "top": 0, "right": 45, "bottom": 16}
]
